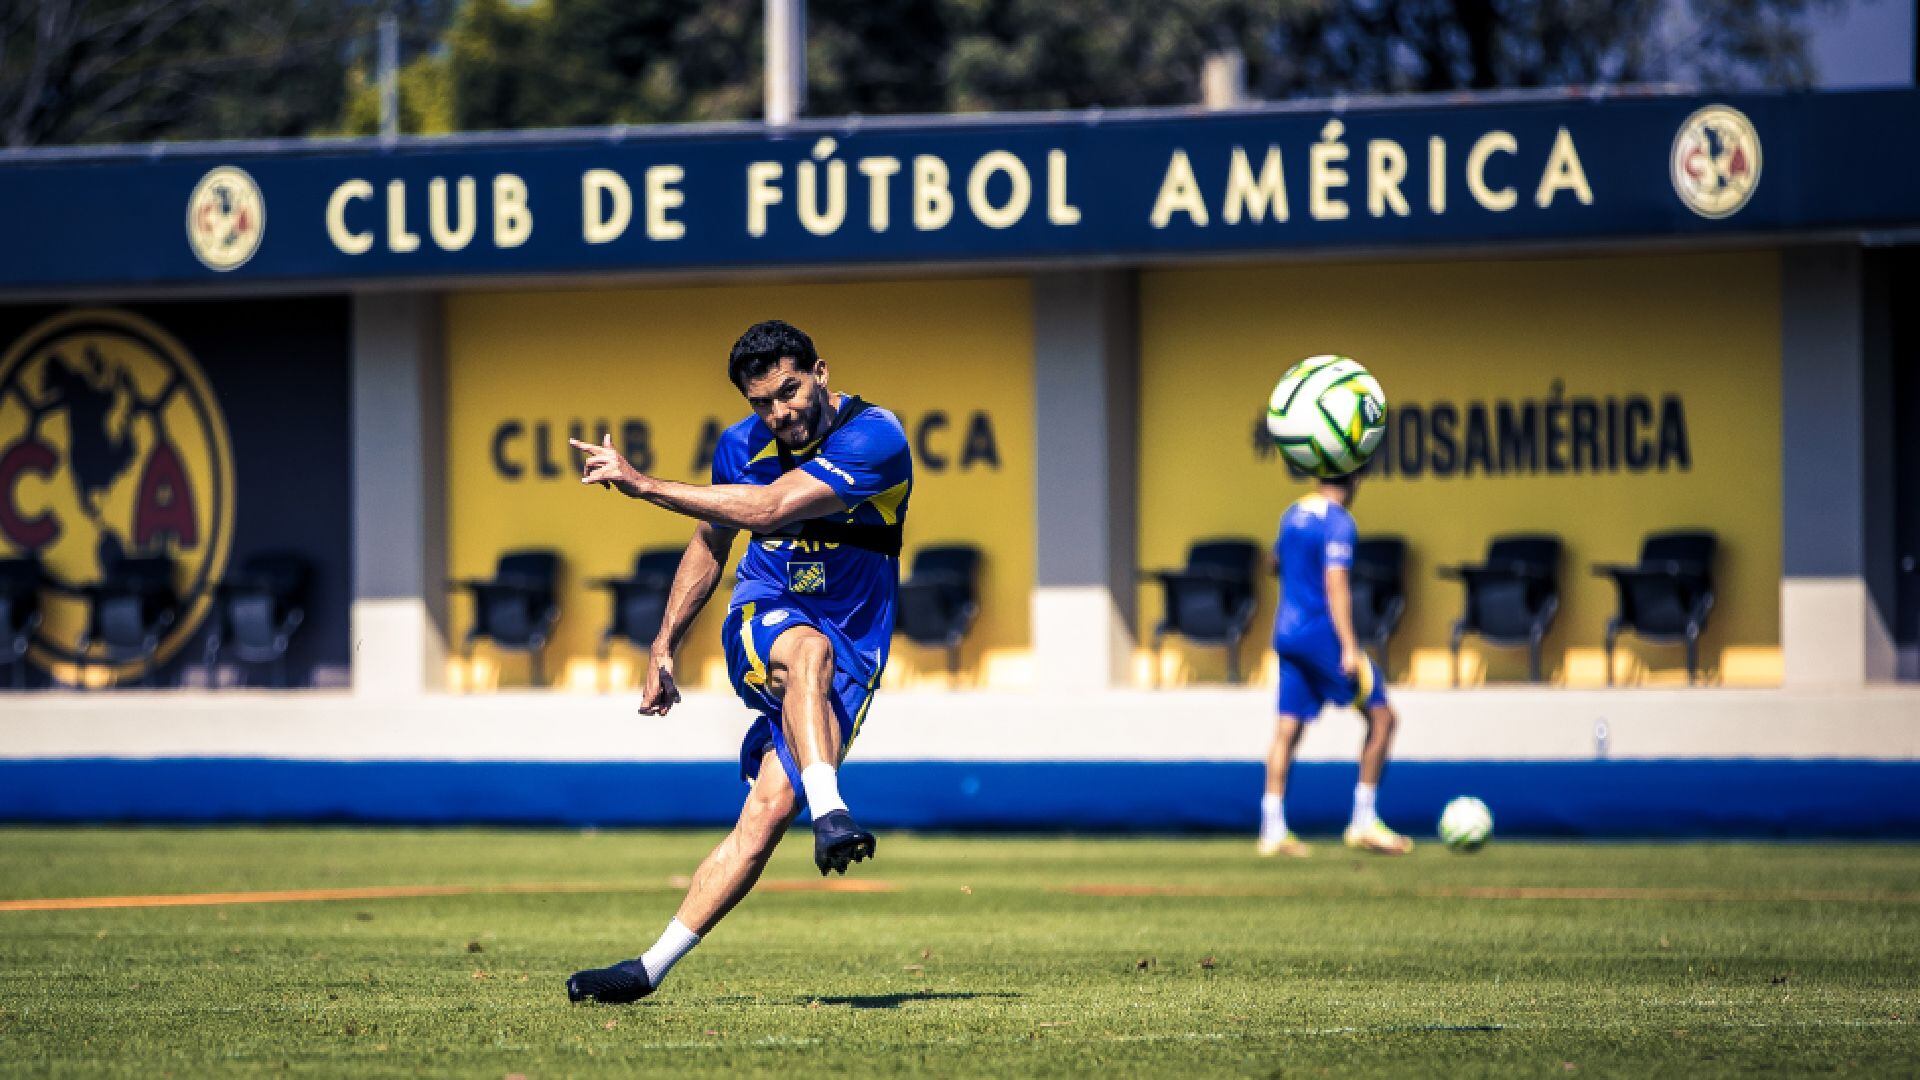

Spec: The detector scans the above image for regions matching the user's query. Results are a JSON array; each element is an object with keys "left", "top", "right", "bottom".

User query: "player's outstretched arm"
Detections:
[
  {"left": 639, "top": 522, "right": 736, "bottom": 716},
  {"left": 571, "top": 435, "right": 847, "bottom": 533}
]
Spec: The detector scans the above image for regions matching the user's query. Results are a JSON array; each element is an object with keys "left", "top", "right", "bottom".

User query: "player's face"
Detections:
[{"left": 742, "top": 356, "right": 831, "bottom": 448}]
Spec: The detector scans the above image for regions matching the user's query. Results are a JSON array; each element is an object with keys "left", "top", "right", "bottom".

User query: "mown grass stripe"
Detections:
[
  {"left": 1054, "top": 883, "right": 1920, "bottom": 903},
  {"left": 0, "top": 877, "right": 895, "bottom": 912}
]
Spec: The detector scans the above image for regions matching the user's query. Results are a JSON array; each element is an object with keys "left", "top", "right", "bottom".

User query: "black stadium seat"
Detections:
[
  {"left": 454, "top": 548, "right": 562, "bottom": 687},
  {"left": 1147, "top": 539, "right": 1262, "bottom": 683},
  {"left": 594, "top": 547, "right": 684, "bottom": 688},
  {"left": 0, "top": 557, "right": 45, "bottom": 690},
  {"left": 77, "top": 553, "right": 181, "bottom": 688},
  {"left": 1439, "top": 534, "right": 1563, "bottom": 684},
  {"left": 203, "top": 552, "right": 313, "bottom": 689},
  {"left": 1350, "top": 536, "right": 1409, "bottom": 674},
  {"left": 894, "top": 544, "right": 984, "bottom": 675},
  {"left": 1594, "top": 529, "right": 1719, "bottom": 685}
]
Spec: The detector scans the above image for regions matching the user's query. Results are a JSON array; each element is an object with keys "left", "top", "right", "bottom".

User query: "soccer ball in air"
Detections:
[
  {"left": 1265, "top": 354, "right": 1388, "bottom": 477},
  {"left": 1438, "top": 796, "right": 1494, "bottom": 852}
]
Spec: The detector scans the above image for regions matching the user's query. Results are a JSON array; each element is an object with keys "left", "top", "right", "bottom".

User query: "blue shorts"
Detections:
[
  {"left": 721, "top": 600, "right": 880, "bottom": 807},
  {"left": 1276, "top": 643, "right": 1388, "bottom": 721}
]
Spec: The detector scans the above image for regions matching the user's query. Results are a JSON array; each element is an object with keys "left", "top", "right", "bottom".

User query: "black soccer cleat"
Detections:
[
  {"left": 812, "top": 809, "right": 877, "bottom": 876},
  {"left": 566, "top": 958, "right": 654, "bottom": 1004}
]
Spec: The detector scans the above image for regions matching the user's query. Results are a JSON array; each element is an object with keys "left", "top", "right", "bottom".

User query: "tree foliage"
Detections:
[
  {"left": 1261, "top": 0, "right": 1836, "bottom": 95},
  {"left": 0, "top": 0, "right": 448, "bottom": 148},
  {"left": 431, "top": 0, "right": 1835, "bottom": 130},
  {"left": 1, "top": 0, "right": 1839, "bottom": 147}
]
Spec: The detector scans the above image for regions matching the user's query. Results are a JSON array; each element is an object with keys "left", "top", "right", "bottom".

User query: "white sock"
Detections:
[
  {"left": 1351, "top": 782, "right": 1379, "bottom": 830},
  {"left": 1260, "top": 793, "right": 1286, "bottom": 840},
  {"left": 801, "top": 763, "right": 849, "bottom": 816},
  {"left": 640, "top": 917, "right": 701, "bottom": 985}
]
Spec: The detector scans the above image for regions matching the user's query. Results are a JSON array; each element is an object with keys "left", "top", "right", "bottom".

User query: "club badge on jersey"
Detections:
[{"left": 788, "top": 561, "right": 827, "bottom": 595}]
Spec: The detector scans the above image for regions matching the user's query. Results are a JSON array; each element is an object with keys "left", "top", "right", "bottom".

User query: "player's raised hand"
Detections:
[
  {"left": 571, "top": 434, "right": 644, "bottom": 497},
  {"left": 638, "top": 650, "right": 682, "bottom": 716}
]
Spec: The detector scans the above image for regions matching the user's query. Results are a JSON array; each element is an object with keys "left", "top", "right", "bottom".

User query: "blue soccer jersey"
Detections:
[
  {"left": 1272, "top": 494, "right": 1385, "bottom": 720},
  {"left": 710, "top": 394, "right": 913, "bottom": 802},
  {"left": 1273, "top": 494, "right": 1356, "bottom": 647}
]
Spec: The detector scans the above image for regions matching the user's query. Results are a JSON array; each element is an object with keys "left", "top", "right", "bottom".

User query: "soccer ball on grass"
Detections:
[
  {"left": 1438, "top": 796, "right": 1494, "bottom": 852},
  {"left": 1265, "top": 354, "right": 1387, "bottom": 477}
]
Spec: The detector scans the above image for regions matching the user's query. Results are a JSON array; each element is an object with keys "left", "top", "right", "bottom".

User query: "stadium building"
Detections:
[{"left": 2, "top": 87, "right": 1916, "bottom": 835}]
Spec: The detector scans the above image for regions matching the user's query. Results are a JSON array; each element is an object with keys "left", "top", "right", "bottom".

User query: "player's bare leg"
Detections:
[
  {"left": 1258, "top": 715, "right": 1311, "bottom": 857},
  {"left": 1345, "top": 702, "right": 1414, "bottom": 855},
  {"left": 767, "top": 626, "right": 875, "bottom": 875},
  {"left": 1357, "top": 701, "right": 1395, "bottom": 788},
  {"left": 567, "top": 751, "right": 799, "bottom": 1004},
  {"left": 674, "top": 749, "right": 801, "bottom": 932}
]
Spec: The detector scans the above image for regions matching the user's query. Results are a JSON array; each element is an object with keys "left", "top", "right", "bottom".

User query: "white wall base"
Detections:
[
  {"left": 350, "top": 598, "right": 448, "bottom": 696},
  {"left": 5, "top": 685, "right": 1916, "bottom": 764},
  {"left": 1782, "top": 577, "right": 1897, "bottom": 688},
  {"left": 1031, "top": 585, "right": 1132, "bottom": 690}
]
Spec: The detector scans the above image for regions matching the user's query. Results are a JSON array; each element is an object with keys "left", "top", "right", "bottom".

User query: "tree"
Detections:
[
  {"left": 330, "top": 0, "right": 1860, "bottom": 136},
  {"left": 336, "top": 51, "right": 456, "bottom": 137},
  {"left": 4, "top": 0, "right": 1839, "bottom": 147},
  {"left": 437, "top": 0, "right": 760, "bottom": 134},
  {"left": 0, "top": 0, "right": 450, "bottom": 148},
  {"left": 1257, "top": 0, "right": 1837, "bottom": 97}
]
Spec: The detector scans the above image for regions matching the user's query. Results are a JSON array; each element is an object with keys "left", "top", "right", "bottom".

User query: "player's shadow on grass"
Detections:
[
  {"left": 730, "top": 991, "right": 1019, "bottom": 1010},
  {"left": 820, "top": 991, "right": 1017, "bottom": 1010}
]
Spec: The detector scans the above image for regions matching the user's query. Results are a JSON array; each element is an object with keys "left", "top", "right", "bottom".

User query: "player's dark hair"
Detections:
[{"left": 728, "top": 319, "right": 819, "bottom": 391}]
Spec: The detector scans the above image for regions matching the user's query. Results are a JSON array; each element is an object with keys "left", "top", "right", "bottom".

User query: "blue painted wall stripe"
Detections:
[{"left": 1, "top": 758, "right": 1915, "bottom": 838}]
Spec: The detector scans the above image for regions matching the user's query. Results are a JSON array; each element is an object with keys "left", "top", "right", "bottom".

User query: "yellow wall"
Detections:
[
  {"left": 1138, "top": 252, "right": 1782, "bottom": 687},
  {"left": 445, "top": 277, "right": 1034, "bottom": 691}
]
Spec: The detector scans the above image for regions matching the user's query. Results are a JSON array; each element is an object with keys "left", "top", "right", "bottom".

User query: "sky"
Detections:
[{"left": 1809, "top": 0, "right": 1914, "bottom": 87}]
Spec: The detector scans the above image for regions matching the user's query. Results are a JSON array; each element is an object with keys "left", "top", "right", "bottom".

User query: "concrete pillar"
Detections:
[
  {"left": 351, "top": 292, "right": 448, "bottom": 694},
  {"left": 1032, "top": 271, "right": 1138, "bottom": 688},
  {"left": 1780, "top": 247, "right": 1898, "bottom": 686}
]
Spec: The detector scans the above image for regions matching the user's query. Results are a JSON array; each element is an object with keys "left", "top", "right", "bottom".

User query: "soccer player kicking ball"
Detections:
[
  {"left": 565, "top": 320, "right": 912, "bottom": 1004},
  {"left": 1258, "top": 471, "right": 1414, "bottom": 858}
]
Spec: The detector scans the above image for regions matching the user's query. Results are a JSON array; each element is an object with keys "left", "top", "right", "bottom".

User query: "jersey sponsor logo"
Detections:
[
  {"left": 761, "top": 609, "right": 789, "bottom": 627},
  {"left": 186, "top": 166, "right": 266, "bottom": 271},
  {"left": 0, "top": 310, "right": 236, "bottom": 683},
  {"left": 788, "top": 561, "right": 826, "bottom": 595},
  {"left": 759, "top": 538, "right": 841, "bottom": 553},
  {"left": 1671, "top": 105, "right": 1761, "bottom": 220}
]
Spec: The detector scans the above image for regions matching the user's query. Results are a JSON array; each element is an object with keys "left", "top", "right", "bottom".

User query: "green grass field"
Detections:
[{"left": 2, "top": 829, "right": 1917, "bottom": 1077}]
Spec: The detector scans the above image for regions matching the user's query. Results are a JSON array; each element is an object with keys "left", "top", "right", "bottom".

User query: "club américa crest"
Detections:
[
  {"left": 0, "top": 310, "right": 235, "bottom": 683},
  {"left": 1671, "top": 105, "right": 1761, "bottom": 220},
  {"left": 186, "top": 166, "right": 265, "bottom": 271}
]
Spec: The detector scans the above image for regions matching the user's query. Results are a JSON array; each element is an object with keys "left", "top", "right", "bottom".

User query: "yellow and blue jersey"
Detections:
[
  {"left": 712, "top": 394, "right": 912, "bottom": 803},
  {"left": 712, "top": 394, "right": 912, "bottom": 686}
]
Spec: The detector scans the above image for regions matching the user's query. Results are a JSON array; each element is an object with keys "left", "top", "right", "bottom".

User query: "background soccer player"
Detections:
[
  {"left": 564, "top": 319, "right": 913, "bottom": 1003},
  {"left": 1259, "top": 471, "right": 1414, "bottom": 858}
]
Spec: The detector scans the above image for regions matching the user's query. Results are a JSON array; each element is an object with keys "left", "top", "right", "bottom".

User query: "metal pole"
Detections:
[
  {"left": 1200, "top": 47, "right": 1248, "bottom": 111},
  {"left": 379, "top": 10, "right": 400, "bottom": 138},
  {"left": 764, "top": 0, "right": 806, "bottom": 126}
]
